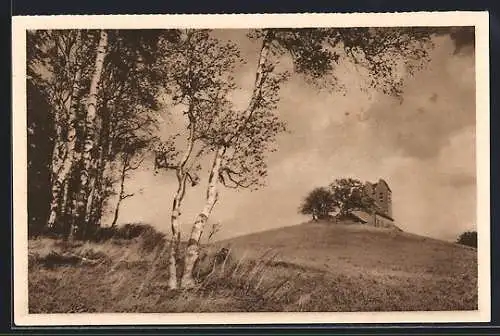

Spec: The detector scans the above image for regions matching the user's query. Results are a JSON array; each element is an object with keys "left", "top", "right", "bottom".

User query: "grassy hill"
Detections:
[{"left": 28, "top": 221, "right": 477, "bottom": 313}]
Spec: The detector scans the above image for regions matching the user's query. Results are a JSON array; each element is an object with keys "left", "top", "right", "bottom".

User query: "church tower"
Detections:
[{"left": 364, "top": 179, "right": 393, "bottom": 219}]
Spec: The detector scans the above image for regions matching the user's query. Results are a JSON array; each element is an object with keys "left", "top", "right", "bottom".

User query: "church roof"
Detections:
[
  {"left": 351, "top": 210, "right": 371, "bottom": 223},
  {"left": 367, "top": 178, "right": 392, "bottom": 192},
  {"left": 377, "top": 179, "right": 392, "bottom": 192},
  {"left": 375, "top": 211, "right": 394, "bottom": 221}
]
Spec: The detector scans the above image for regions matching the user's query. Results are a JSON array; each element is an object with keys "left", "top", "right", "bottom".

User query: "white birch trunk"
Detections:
[
  {"left": 180, "top": 146, "right": 224, "bottom": 288},
  {"left": 76, "top": 30, "right": 108, "bottom": 230},
  {"left": 84, "top": 173, "right": 97, "bottom": 222},
  {"left": 167, "top": 126, "right": 195, "bottom": 290},
  {"left": 224, "top": 30, "right": 273, "bottom": 145},
  {"left": 167, "top": 183, "right": 184, "bottom": 289},
  {"left": 178, "top": 31, "right": 274, "bottom": 288},
  {"left": 49, "top": 116, "right": 66, "bottom": 187},
  {"left": 90, "top": 120, "right": 115, "bottom": 227},
  {"left": 47, "top": 31, "right": 83, "bottom": 228},
  {"left": 245, "top": 30, "right": 273, "bottom": 117},
  {"left": 85, "top": 140, "right": 105, "bottom": 226}
]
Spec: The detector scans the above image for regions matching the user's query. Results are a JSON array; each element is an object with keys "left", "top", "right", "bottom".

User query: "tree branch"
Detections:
[
  {"left": 220, "top": 168, "right": 253, "bottom": 189},
  {"left": 114, "top": 117, "right": 154, "bottom": 140},
  {"left": 185, "top": 171, "right": 199, "bottom": 186},
  {"left": 120, "top": 193, "right": 134, "bottom": 200}
]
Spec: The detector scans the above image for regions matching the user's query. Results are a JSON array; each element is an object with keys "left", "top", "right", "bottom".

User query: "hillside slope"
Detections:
[
  {"left": 213, "top": 221, "right": 478, "bottom": 311},
  {"left": 28, "top": 221, "right": 477, "bottom": 313},
  {"left": 218, "top": 221, "right": 476, "bottom": 280}
]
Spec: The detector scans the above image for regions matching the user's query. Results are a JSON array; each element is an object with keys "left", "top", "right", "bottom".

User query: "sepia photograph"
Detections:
[{"left": 12, "top": 12, "right": 490, "bottom": 325}]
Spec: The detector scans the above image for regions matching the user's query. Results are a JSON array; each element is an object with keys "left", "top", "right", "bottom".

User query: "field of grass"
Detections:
[{"left": 28, "top": 221, "right": 478, "bottom": 313}]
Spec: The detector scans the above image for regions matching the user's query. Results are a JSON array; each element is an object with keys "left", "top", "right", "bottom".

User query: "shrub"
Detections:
[
  {"left": 457, "top": 231, "right": 477, "bottom": 248},
  {"left": 117, "top": 223, "right": 151, "bottom": 240},
  {"left": 92, "top": 227, "right": 117, "bottom": 242},
  {"left": 91, "top": 223, "right": 164, "bottom": 244},
  {"left": 136, "top": 225, "right": 166, "bottom": 254}
]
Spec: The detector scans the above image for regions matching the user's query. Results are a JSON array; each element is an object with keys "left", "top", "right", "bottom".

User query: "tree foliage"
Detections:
[
  {"left": 330, "top": 178, "right": 376, "bottom": 217},
  {"left": 456, "top": 231, "right": 477, "bottom": 248},
  {"left": 299, "top": 187, "right": 337, "bottom": 221},
  {"left": 27, "top": 80, "right": 54, "bottom": 236},
  {"left": 26, "top": 29, "right": 174, "bottom": 239},
  {"left": 249, "top": 27, "right": 435, "bottom": 96},
  {"left": 152, "top": 29, "right": 247, "bottom": 289},
  {"left": 153, "top": 29, "right": 244, "bottom": 177},
  {"left": 300, "top": 178, "right": 378, "bottom": 221}
]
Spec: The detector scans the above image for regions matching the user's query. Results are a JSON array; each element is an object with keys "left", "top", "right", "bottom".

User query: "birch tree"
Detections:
[
  {"left": 153, "top": 29, "right": 243, "bottom": 289},
  {"left": 180, "top": 60, "right": 288, "bottom": 288},
  {"left": 110, "top": 137, "right": 148, "bottom": 227},
  {"left": 27, "top": 29, "right": 176, "bottom": 238},
  {"left": 27, "top": 30, "right": 95, "bottom": 233},
  {"left": 84, "top": 30, "right": 173, "bottom": 230},
  {"left": 71, "top": 30, "right": 109, "bottom": 239}
]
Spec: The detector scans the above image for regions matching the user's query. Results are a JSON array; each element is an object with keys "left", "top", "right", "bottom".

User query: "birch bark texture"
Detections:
[
  {"left": 180, "top": 30, "right": 282, "bottom": 288},
  {"left": 167, "top": 125, "right": 196, "bottom": 289},
  {"left": 75, "top": 30, "right": 108, "bottom": 233},
  {"left": 180, "top": 146, "right": 224, "bottom": 288},
  {"left": 28, "top": 29, "right": 173, "bottom": 236},
  {"left": 47, "top": 30, "right": 83, "bottom": 228},
  {"left": 153, "top": 30, "right": 244, "bottom": 288}
]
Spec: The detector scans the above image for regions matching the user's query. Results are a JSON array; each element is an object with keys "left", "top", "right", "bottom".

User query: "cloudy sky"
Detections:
[{"left": 106, "top": 27, "right": 476, "bottom": 242}]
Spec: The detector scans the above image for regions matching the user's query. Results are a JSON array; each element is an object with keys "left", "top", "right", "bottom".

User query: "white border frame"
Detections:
[{"left": 12, "top": 12, "right": 491, "bottom": 326}]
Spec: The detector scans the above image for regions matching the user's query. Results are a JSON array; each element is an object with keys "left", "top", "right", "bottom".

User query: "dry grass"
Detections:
[{"left": 28, "top": 221, "right": 478, "bottom": 313}]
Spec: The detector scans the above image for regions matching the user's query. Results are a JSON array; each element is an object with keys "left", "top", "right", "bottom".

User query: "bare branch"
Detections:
[
  {"left": 185, "top": 172, "right": 199, "bottom": 187},
  {"left": 120, "top": 193, "right": 134, "bottom": 200},
  {"left": 207, "top": 222, "right": 222, "bottom": 243},
  {"left": 220, "top": 167, "right": 253, "bottom": 189}
]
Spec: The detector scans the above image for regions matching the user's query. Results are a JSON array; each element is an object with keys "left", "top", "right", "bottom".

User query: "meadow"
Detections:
[{"left": 28, "top": 221, "right": 478, "bottom": 313}]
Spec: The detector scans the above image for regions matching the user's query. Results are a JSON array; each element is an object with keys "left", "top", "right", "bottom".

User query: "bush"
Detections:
[
  {"left": 92, "top": 227, "right": 117, "bottom": 242},
  {"left": 117, "top": 223, "right": 152, "bottom": 240},
  {"left": 457, "top": 231, "right": 477, "bottom": 248},
  {"left": 91, "top": 223, "right": 164, "bottom": 243},
  {"left": 136, "top": 225, "right": 166, "bottom": 254}
]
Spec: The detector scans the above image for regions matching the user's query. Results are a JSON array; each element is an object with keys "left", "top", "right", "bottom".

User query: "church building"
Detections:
[{"left": 349, "top": 178, "right": 400, "bottom": 230}]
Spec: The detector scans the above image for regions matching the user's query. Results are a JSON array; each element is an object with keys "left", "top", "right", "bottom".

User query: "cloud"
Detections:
[
  {"left": 359, "top": 35, "right": 475, "bottom": 160},
  {"left": 114, "top": 30, "right": 476, "bottom": 243}
]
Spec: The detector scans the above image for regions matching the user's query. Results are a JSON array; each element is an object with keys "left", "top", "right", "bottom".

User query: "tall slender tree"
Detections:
[
  {"left": 153, "top": 29, "right": 244, "bottom": 289},
  {"left": 27, "top": 29, "right": 176, "bottom": 239},
  {"left": 110, "top": 137, "right": 148, "bottom": 227},
  {"left": 180, "top": 51, "right": 288, "bottom": 288},
  {"left": 72, "top": 30, "right": 109, "bottom": 239},
  {"left": 27, "top": 30, "right": 95, "bottom": 233},
  {"left": 84, "top": 30, "right": 173, "bottom": 231}
]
